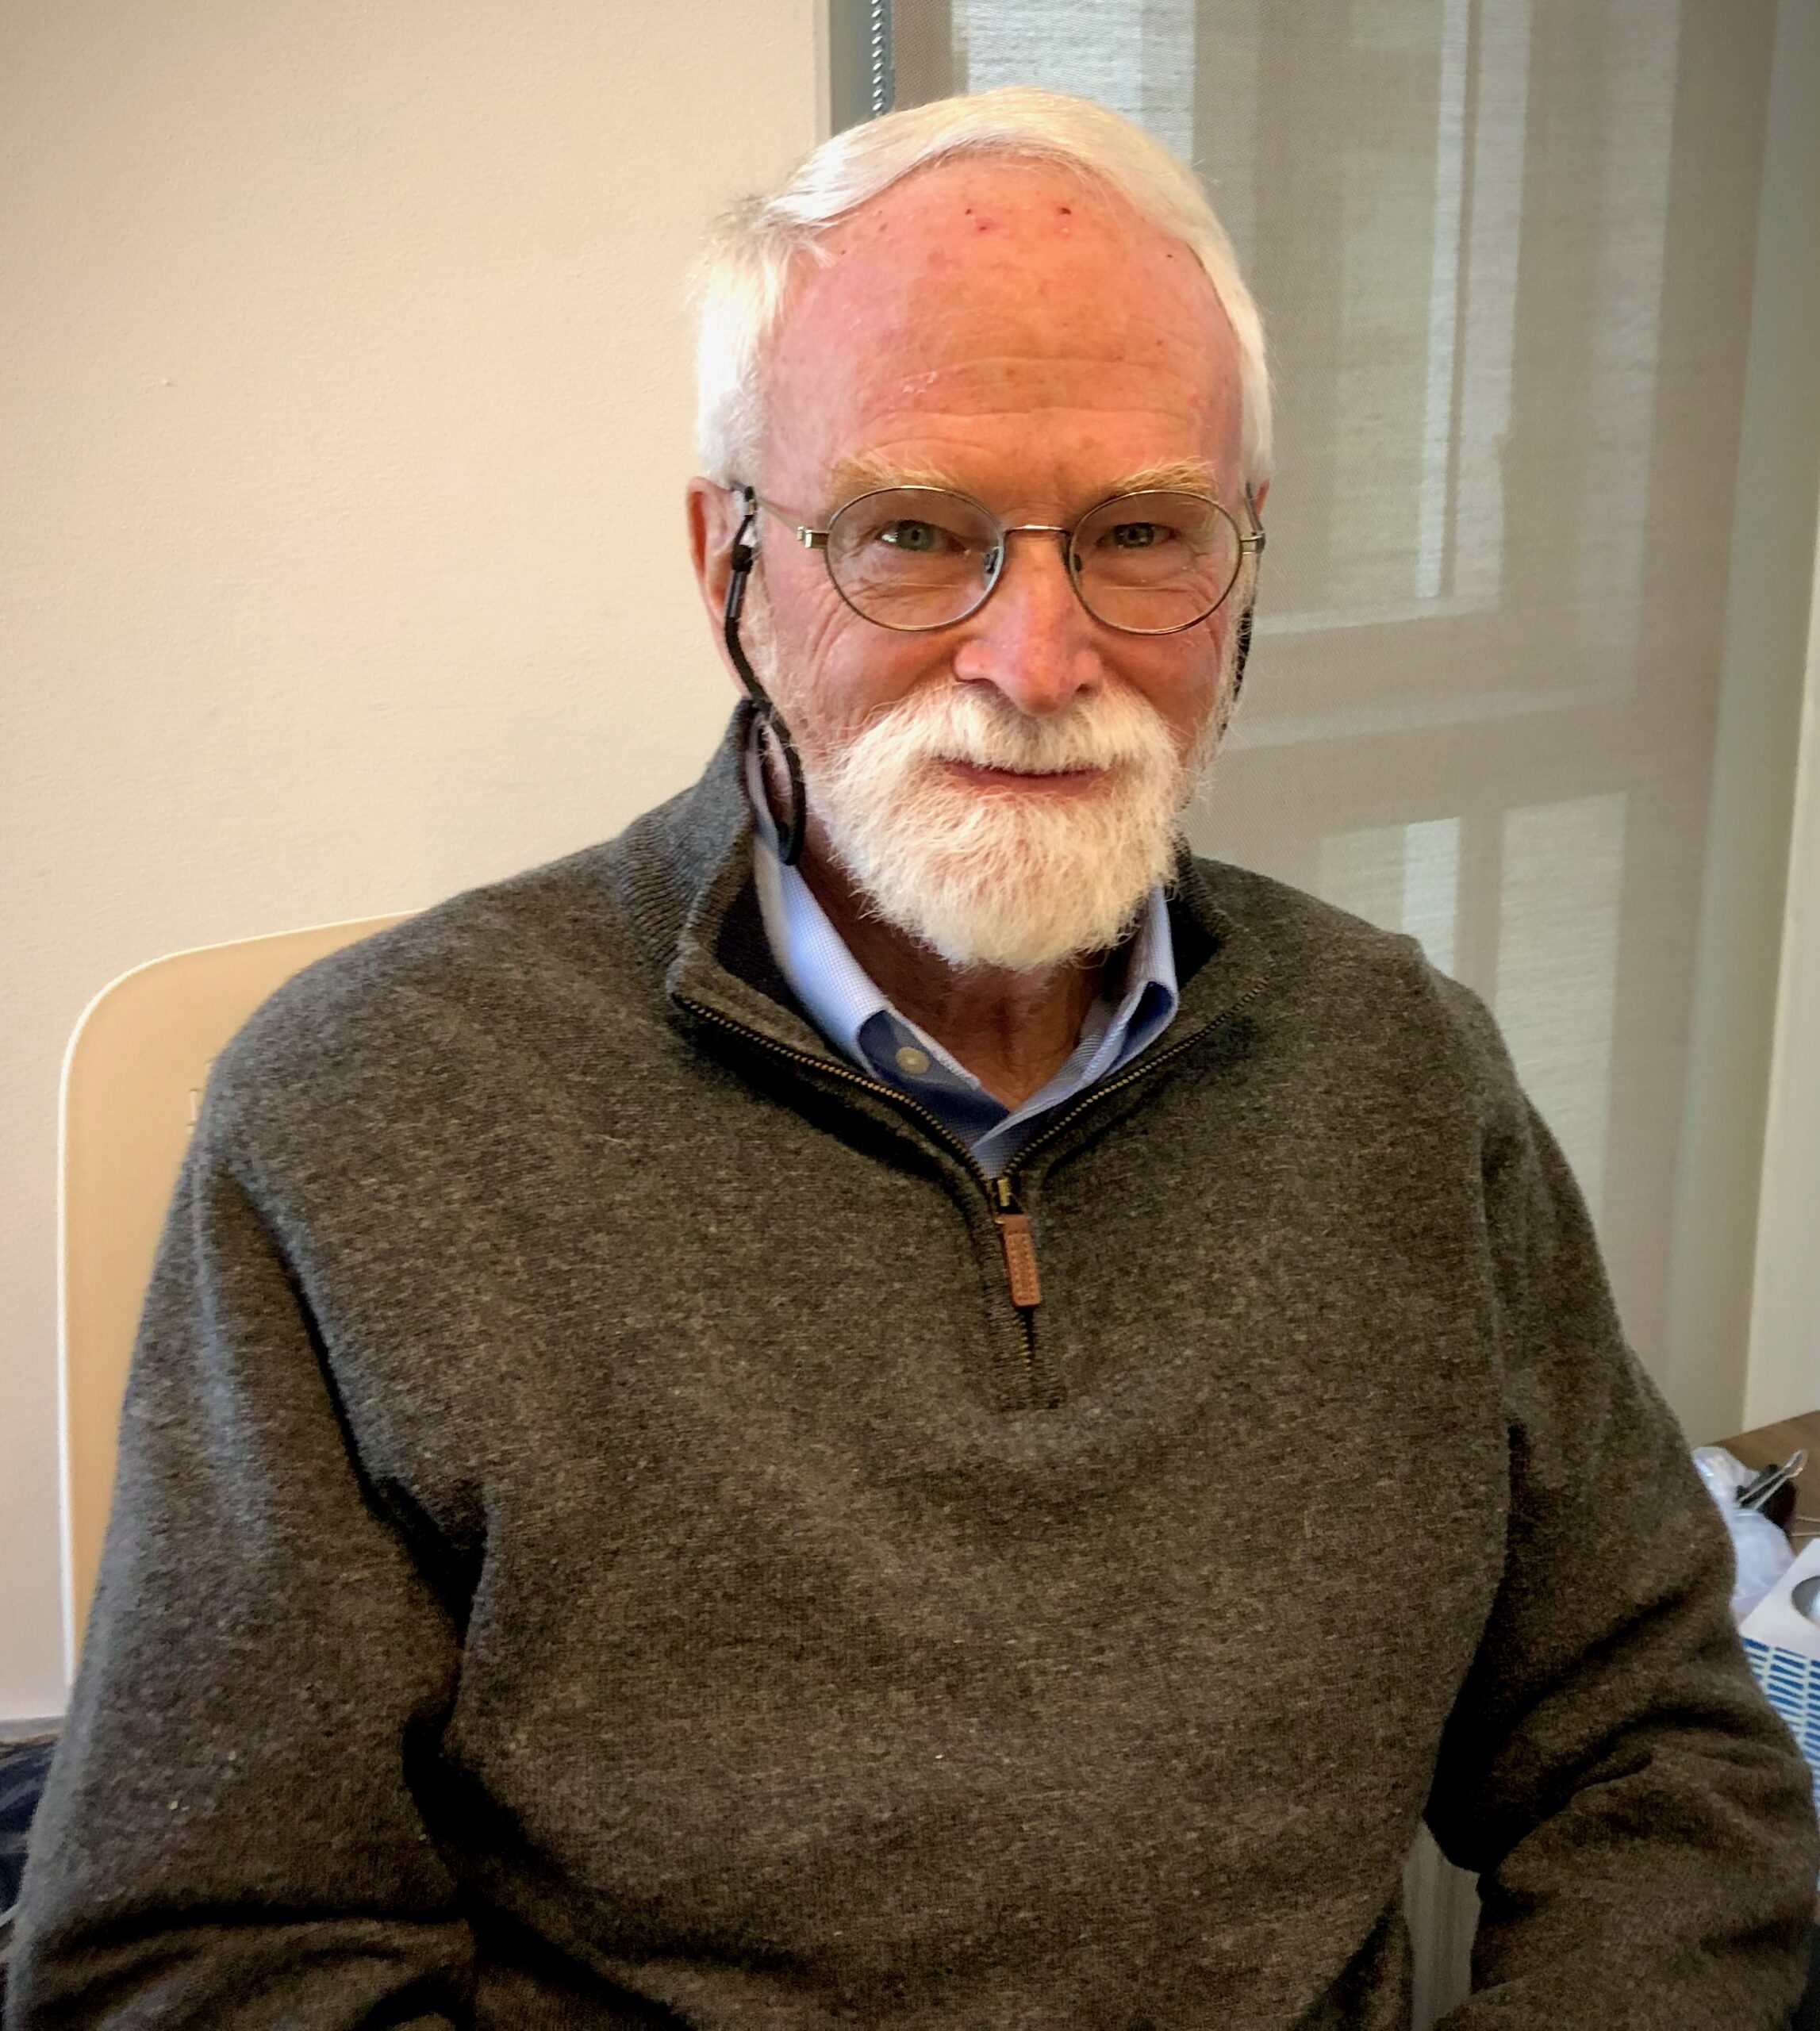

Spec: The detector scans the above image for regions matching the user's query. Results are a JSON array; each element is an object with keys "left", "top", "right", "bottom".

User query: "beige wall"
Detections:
[{"left": 0, "top": 1, "right": 822, "bottom": 1719}]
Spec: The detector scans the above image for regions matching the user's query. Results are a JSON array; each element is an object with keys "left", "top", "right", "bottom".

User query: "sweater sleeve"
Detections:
[
  {"left": 1423, "top": 985, "right": 1819, "bottom": 2030},
  {"left": 7, "top": 1123, "right": 474, "bottom": 2029}
]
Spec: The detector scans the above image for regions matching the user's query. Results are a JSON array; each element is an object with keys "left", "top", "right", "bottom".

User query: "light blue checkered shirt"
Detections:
[{"left": 744, "top": 733, "right": 1179, "bottom": 1174}]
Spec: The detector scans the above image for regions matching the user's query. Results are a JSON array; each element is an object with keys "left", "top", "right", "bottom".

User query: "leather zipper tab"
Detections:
[
  {"left": 997, "top": 1214, "right": 1042, "bottom": 1308},
  {"left": 991, "top": 1177, "right": 1042, "bottom": 1310}
]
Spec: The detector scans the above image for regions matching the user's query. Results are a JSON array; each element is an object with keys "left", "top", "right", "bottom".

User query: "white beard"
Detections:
[{"left": 799, "top": 681, "right": 1214, "bottom": 973}]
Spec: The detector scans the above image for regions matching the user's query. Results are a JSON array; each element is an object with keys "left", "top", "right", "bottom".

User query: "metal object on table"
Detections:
[
  {"left": 1739, "top": 1450, "right": 1807, "bottom": 1511},
  {"left": 1736, "top": 1450, "right": 1807, "bottom": 1532}
]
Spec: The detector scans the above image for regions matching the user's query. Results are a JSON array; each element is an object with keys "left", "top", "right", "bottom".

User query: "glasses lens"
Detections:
[
  {"left": 824, "top": 489, "right": 1002, "bottom": 631},
  {"left": 1070, "top": 493, "right": 1243, "bottom": 633}
]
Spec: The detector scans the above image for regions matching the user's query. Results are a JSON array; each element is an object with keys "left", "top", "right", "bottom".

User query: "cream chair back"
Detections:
[{"left": 57, "top": 914, "right": 407, "bottom": 1677}]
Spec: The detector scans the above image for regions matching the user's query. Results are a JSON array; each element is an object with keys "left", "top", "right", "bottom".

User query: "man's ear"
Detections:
[
  {"left": 686, "top": 476, "right": 735, "bottom": 620},
  {"left": 686, "top": 478, "right": 750, "bottom": 694}
]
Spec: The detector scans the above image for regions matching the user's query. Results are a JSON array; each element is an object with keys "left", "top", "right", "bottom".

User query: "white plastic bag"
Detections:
[{"left": 1693, "top": 1445, "right": 1795, "bottom": 1624}]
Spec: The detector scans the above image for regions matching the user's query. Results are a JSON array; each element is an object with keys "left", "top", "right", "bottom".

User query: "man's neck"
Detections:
[{"left": 793, "top": 839, "right": 1106, "bottom": 1111}]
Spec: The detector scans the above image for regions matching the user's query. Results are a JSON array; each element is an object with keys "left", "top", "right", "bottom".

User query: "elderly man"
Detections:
[{"left": 11, "top": 87, "right": 1817, "bottom": 2031}]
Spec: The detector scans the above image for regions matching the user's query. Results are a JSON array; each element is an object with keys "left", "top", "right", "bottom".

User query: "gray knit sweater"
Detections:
[{"left": 11, "top": 714, "right": 1818, "bottom": 2029}]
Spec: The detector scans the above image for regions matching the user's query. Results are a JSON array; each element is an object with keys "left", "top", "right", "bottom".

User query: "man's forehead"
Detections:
[
  {"left": 782, "top": 157, "right": 1224, "bottom": 375},
  {"left": 761, "top": 157, "right": 1240, "bottom": 498}
]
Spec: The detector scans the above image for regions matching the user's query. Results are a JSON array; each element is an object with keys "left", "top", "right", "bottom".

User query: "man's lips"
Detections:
[{"left": 937, "top": 758, "right": 1112, "bottom": 795}]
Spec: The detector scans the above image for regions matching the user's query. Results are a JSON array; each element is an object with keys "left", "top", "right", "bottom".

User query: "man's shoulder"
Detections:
[
  {"left": 253, "top": 840, "right": 615, "bottom": 1012},
  {"left": 202, "top": 823, "right": 689, "bottom": 1150},
  {"left": 1184, "top": 850, "right": 1428, "bottom": 986},
  {"left": 213, "top": 731, "right": 749, "bottom": 1085},
  {"left": 1183, "top": 851, "right": 1517, "bottom": 1093},
  {"left": 1189, "top": 852, "right": 1410, "bottom": 961}
]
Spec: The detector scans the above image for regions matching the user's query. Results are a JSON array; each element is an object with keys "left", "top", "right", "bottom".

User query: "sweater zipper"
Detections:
[
  {"left": 674, "top": 996, "right": 1220, "bottom": 1399},
  {"left": 965, "top": 989, "right": 1270, "bottom": 1335},
  {"left": 677, "top": 997, "right": 1042, "bottom": 1363}
]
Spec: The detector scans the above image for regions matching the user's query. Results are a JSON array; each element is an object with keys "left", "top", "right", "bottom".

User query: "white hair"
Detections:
[{"left": 691, "top": 86, "right": 1272, "bottom": 493}]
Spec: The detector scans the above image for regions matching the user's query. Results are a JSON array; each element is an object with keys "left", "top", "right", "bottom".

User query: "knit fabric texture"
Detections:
[{"left": 10, "top": 711, "right": 1818, "bottom": 2029}]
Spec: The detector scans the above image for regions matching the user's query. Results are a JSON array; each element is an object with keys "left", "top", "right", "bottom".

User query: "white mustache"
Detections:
[{"left": 866, "top": 685, "right": 1175, "bottom": 779}]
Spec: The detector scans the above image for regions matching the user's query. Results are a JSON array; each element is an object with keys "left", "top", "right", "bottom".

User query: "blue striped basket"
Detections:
[{"left": 1744, "top": 1637, "right": 1820, "bottom": 1838}]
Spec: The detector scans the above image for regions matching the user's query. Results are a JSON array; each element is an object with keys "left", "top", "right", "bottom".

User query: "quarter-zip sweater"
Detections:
[{"left": 13, "top": 712, "right": 1818, "bottom": 2031}]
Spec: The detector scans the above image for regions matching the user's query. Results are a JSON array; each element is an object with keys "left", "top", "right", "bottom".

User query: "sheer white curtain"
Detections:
[
  {"left": 891, "top": 0, "right": 1810, "bottom": 1442},
  {"left": 884, "top": 5, "right": 1818, "bottom": 2017}
]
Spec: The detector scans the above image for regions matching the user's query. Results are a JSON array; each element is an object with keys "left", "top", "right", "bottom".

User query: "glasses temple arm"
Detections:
[{"left": 722, "top": 486, "right": 808, "bottom": 868}]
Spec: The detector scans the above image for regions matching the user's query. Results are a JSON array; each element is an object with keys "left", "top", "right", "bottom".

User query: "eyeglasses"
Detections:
[{"left": 748, "top": 483, "right": 1265, "bottom": 636}]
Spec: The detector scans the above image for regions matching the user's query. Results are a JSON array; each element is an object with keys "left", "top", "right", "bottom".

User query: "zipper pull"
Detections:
[{"left": 991, "top": 1176, "right": 1042, "bottom": 1310}]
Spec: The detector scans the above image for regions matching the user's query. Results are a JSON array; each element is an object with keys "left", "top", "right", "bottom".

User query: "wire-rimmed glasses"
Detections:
[{"left": 751, "top": 483, "right": 1265, "bottom": 635}]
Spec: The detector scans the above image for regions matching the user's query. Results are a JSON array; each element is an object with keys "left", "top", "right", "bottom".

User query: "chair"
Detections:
[{"left": 57, "top": 914, "right": 406, "bottom": 1680}]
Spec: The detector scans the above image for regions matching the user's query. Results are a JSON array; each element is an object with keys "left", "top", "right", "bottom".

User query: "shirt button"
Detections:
[{"left": 894, "top": 1044, "right": 931, "bottom": 1076}]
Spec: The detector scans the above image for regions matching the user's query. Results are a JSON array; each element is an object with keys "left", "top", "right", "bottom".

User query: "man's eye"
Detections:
[
  {"left": 1105, "top": 521, "right": 1168, "bottom": 550},
  {"left": 878, "top": 520, "right": 952, "bottom": 553}
]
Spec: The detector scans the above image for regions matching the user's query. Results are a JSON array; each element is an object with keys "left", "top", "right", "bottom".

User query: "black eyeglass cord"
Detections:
[
  {"left": 1232, "top": 599, "right": 1255, "bottom": 701},
  {"left": 1229, "top": 486, "right": 1263, "bottom": 702},
  {"left": 722, "top": 486, "right": 808, "bottom": 867}
]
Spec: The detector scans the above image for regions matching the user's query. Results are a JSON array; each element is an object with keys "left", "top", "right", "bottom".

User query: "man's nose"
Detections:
[{"left": 948, "top": 531, "right": 1104, "bottom": 715}]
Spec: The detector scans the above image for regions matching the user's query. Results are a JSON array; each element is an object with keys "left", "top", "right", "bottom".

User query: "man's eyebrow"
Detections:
[
  {"left": 1111, "top": 457, "right": 1223, "bottom": 497},
  {"left": 820, "top": 452, "right": 1227, "bottom": 508},
  {"left": 823, "top": 452, "right": 973, "bottom": 500}
]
